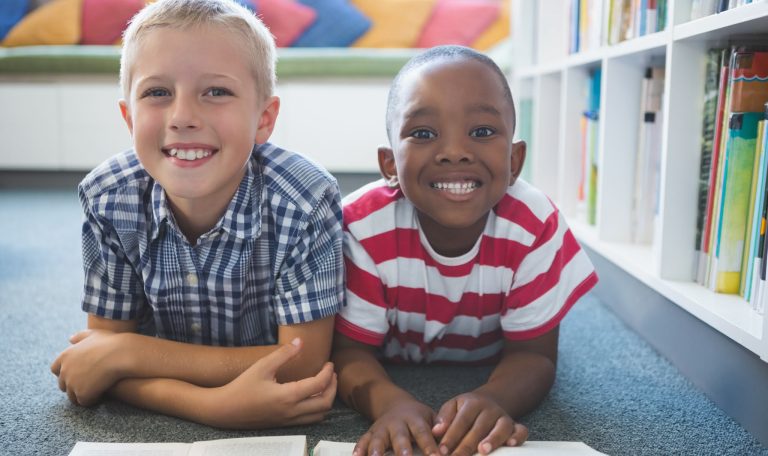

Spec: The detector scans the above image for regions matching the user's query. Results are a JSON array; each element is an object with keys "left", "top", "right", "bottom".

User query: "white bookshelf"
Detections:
[{"left": 510, "top": 0, "right": 768, "bottom": 361}]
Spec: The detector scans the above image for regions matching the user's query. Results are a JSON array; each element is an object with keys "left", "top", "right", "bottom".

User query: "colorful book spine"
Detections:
[{"left": 714, "top": 112, "right": 761, "bottom": 293}]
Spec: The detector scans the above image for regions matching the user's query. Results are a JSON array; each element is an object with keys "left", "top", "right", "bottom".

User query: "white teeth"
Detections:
[
  {"left": 431, "top": 181, "right": 479, "bottom": 194},
  {"left": 168, "top": 148, "right": 212, "bottom": 161}
]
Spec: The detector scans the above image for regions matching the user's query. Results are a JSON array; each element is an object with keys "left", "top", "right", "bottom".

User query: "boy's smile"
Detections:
[
  {"left": 381, "top": 58, "right": 524, "bottom": 256},
  {"left": 118, "top": 24, "right": 278, "bottom": 240}
]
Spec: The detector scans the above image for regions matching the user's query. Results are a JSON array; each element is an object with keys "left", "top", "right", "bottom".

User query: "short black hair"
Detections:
[{"left": 385, "top": 45, "right": 516, "bottom": 143}]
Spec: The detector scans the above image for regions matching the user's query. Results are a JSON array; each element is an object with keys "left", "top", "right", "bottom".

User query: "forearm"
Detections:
[
  {"left": 109, "top": 377, "right": 217, "bottom": 426},
  {"left": 333, "top": 345, "right": 416, "bottom": 420},
  {"left": 96, "top": 315, "right": 335, "bottom": 387},
  {"left": 475, "top": 351, "right": 556, "bottom": 418}
]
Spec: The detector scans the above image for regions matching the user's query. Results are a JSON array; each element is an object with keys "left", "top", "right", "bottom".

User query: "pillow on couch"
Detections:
[
  {"left": 292, "top": 0, "right": 370, "bottom": 47},
  {"left": 472, "top": 0, "right": 509, "bottom": 50},
  {"left": 0, "top": 0, "right": 28, "bottom": 42},
  {"left": 81, "top": 0, "right": 144, "bottom": 45},
  {"left": 256, "top": 0, "right": 316, "bottom": 48},
  {"left": 351, "top": 0, "right": 435, "bottom": 48},
  {"left": 416, "top": 0, "right": 500, "bottom": 48},
  {"left": 2, "top": 0, "right": 82, "bottom": 46}
]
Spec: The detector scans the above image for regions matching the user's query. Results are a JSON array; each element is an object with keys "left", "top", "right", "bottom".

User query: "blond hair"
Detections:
[{"left": 120, "top": 0, "right": 276, "bottom": 101}]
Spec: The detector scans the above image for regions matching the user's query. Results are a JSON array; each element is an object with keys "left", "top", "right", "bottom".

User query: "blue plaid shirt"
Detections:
[{"left": 78, "top": 143, "right": 344, "bottom": 346}]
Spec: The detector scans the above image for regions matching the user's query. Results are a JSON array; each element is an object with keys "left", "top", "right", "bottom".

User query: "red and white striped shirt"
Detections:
[{"left": 336, "top": 179, "right": 598, "bottom": 363}]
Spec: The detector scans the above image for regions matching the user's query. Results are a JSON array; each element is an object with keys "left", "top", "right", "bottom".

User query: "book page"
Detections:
[
  {"left": 313, "top": 441, "right": 608, "bottom": 456},
  {"left": 187, "top": 435, "right": 307, "bottom": 456},
  {"left": 69, "top": 442, "right": 190, "bottom": 456}
]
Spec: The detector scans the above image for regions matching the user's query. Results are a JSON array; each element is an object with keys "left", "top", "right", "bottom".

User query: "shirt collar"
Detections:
[{"left": 149, "top": 158, "right": 263, "bottom": 242}]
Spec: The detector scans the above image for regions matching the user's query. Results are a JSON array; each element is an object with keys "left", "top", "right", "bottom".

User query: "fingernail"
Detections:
[
  {"left": 482, "top": 442, "right": 492, "bottom": 453},
  {"left": 509, "top": 438, "right": 517, "bottom": 446},
  {"left": 440, "top": 445, "right": 449, "bottom": 455},
  {"left": 291, "top": 337, "right": 301, "bottom": 346}
]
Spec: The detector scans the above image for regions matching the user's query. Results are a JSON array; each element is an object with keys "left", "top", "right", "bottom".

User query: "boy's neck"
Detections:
[{"left": 417, "top": 212, "right": 488, "bottom": 258}]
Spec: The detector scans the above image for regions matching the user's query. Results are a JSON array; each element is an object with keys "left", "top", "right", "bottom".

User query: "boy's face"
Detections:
[
  {"left": 381, "top": 58, "right": 524, "bottom": 250},
  {"left": 119, "top": 24, "right": 278, "bottom": 212}
]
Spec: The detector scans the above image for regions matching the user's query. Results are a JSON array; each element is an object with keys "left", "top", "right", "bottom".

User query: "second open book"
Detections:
[{"left": 69, "top": 435, "right": 608, "bottom": 456}]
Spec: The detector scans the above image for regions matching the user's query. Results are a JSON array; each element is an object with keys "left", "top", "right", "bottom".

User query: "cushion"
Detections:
[
  {"left": 416, "top": 0, "right": 500, "bottom": 48},
  {"left": 256, "top": 0, "right": 316, "bottom": 48},
  {"left": 81, "top": 0, "right": 144, "bottom": 45},
  {"left": 233, "top": 0, "right": 256, "bottom": 11},
  {"left": 0, "top": 0, "right": 28, "bottom": 42},
  {"left": 2, "top": 0, "right": 82, "bottom": 47},
  {"left": 351, "top": 0, "right": 435, "bottom": 48},
  {"left": 472, "top": 0, "right": 509, "bottom": 50},
  {"left": 292, "top": 0, "right": 370, "bottom": 48}
]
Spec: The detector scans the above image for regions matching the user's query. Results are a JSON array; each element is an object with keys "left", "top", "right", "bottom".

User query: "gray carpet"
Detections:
[{"left": 1, "top": 187, "right": 767, "bottom": 456}]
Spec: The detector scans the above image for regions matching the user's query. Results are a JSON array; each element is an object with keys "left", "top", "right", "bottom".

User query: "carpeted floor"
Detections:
[{"left": 0, "top": 187, "right": 766, "bottom": 456}]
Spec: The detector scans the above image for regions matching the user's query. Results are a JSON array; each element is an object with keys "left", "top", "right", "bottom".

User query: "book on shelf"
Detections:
[
  {"left": 694, "top": 48, "right": 726, "bottom": 284},
  {"left": 699, "top": 47, "right": 768, "bottom": 291},
  {"left": 568, "top": 0, "right": 605, "bottom": 54},
  {"left": 713, "top": 112, "right": 761, "bottom": 293},
  {"left": 67, "top": 435, "right": 607, "bottom": 456},
  {"left": 631, "top": 65, "right": 665, "bottom": 244},
  {"left": 753, "top": 104, "right": 768, "bottom": 314},
  {"left": 605, "top": 0, "right": 666, "bottom": 45},
  {"left": 579, "top": 68, "right": 602, "bottom": 225},
  {"left": 744, "top": 115, "right": 767, "bottom": 301}
]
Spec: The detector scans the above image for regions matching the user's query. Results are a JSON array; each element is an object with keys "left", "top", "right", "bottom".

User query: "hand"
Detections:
[
  {"left": 204, "top": 338, "right": 337, "bottom": 429},
  {"left": 354, "top": 400, "right": 440, "bottom": 456},
  {"left": 432, "top": 392, "right": 529, "bottom": 456},
  {"left": 50, "top": 329, "right": 129, "bottom": 406}
]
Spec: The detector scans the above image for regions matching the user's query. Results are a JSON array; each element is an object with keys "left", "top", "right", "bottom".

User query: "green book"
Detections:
[{"left": 714, "top": 112, "right": 762, "bottom": 293}]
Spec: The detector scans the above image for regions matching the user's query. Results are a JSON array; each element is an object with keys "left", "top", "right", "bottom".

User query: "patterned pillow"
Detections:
[
  {"left": 2, "top": 0, "right": 82, "bottom": 46},
  {"left": 0, "top": 0, "right": 28, "bottom": 42},
  {"left": 81, "top": 0, "right": 144, "bottom": 45},
  {"left": 257, "top": 0, "right": 316, "bottom": 48},
  {"left": 293, "top": 0, "right": 370, "bottom": 48},
  {"left": 416, "top": 0, "right": 500, "bottom": 48},
  {"left": 473, "top": 0, "right": 510, "bottom": 50},
  {"left": 351, "top": 0, "right": 435, "bottom": 48}
]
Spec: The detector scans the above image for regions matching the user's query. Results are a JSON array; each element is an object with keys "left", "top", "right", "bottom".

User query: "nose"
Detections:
[
  {"left": 169, "top": 95, "right": 202, "bottom": 131},
  {"left": 435, "top": 134, "right": 474, "bottom": 164}
]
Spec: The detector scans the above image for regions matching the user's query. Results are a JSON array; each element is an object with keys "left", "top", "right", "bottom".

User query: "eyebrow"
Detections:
[{"left": 466, "top": 103, "right": 502, "bottom": 116}]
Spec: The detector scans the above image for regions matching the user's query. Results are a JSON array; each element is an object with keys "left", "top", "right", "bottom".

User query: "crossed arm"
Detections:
[
  {"left": 51, "top": 314, "right": 337, "bottom": 428},
  {"left": 331, "top": 327, "right": 559, "bottom": 456}
]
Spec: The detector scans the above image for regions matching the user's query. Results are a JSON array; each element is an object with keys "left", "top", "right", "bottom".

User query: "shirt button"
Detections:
[
  {"left": 186, "top": 273, "right": 198, "bottom": 286},
  {"left": 190, "top": 322, "right": 201, "bottom": 335}
]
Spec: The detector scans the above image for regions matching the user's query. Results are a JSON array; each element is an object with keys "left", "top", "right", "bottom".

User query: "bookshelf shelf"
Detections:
[
  {"left": 511, "top": 0, "right": 768, "bottom": 362},
  {"left": 674, "top": 2, "right": 768, "bottom": 41}
]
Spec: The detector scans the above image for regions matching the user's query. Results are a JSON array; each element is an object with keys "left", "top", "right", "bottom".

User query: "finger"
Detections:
[
  {"left": 408, "top": 419, "right": 440, "bottom": 456},
  {"left": 58, "top": 374, "right": 67, "bottom": 392},
  {"left": 477, "top": 417, "right": 515, "bottom": 455},
  {"left": 433, "top": 399, "right": 458, "bottom": 438},
  {"left": 353, "top": 431, "right": 373, "bottom": 456},
  {"left": 69, "top": 330, "right": 92, "bottom": 344},
  {"left": 51, "top": 356, "right": 61, "bottom": 376},
  {"left": 286, "top": 370, "right": 337, "bottom": 418},
  {"left": 368, "top": 428, "right": 391, "bottom": 456},
  {"left": 66, "top": 388, "right": 79, "bottom": 406},
  {"left": 437, "top": 404, "right": 476, "bottom": 455},
  {"left": 284, "top": 362, "right": 335, "bottom": 402},
  {"left": 390, "top": 426, "right": 414, "bottom": 456},
  {"left": 506, "top": 422, "right": 529, "bottom": 447},
  {"left": 252, "top": 338, "right": 302, "bottom": 377}
]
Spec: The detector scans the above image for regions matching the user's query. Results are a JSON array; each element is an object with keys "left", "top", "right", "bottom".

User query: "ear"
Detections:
[
  {"left": 509, "top": 140, "right": 527, "bottom": 185},
  {"left": 119, "top": 99, "right": 133, "bottom": 135},
  {"left": 255, "top": 96, "right": 280, "bottom": 144},
  {"left": 377, "top": 146, "right": 399, "bottom": 187}
]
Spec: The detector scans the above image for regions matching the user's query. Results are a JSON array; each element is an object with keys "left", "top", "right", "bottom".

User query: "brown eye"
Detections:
[
  {"left": 470, "top": 127, "right": 495, "bottom": 138},
  {"left": 411, "top": 128, "right": 436, "bottom": 139}
]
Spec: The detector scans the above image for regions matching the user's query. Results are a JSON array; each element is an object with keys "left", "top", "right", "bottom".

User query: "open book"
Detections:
[{"left": 69, "top": 435, "right": 608, "bottom": 456}]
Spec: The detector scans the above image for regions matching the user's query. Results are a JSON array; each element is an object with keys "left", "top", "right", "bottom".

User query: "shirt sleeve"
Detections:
[
  {"left": 80, "top": 197, "right": 147, "bottom": 320},
  {"left": 273, "top": 184, "right": 345, "bottom": 325},
  {"left": 502, "top": 210, "right": 598, "bottom": 340},
  {"left": 334, "top": 223, "right": 390, "bottom": 347}
]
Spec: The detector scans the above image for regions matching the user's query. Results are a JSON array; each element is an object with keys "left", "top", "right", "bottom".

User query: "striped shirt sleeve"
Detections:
[{"left": 502, "top": 209, "right": 598, "bottom": 340}]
